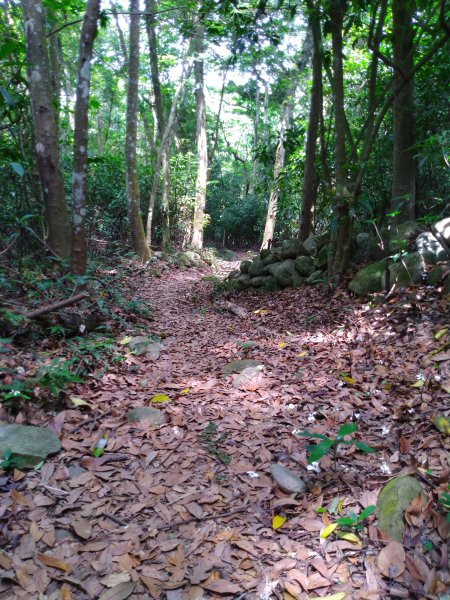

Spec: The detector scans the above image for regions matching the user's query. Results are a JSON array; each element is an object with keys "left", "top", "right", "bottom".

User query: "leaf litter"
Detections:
[{"left": 0, "top": 257, "right": 449, "bottom": 599}]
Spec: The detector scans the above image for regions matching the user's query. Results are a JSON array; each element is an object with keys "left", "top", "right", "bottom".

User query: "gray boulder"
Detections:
[
  {"left": 127, "top": 407, "right": 167, "bottom": 425},
  {"left": 270, "top": 463, "right": 306, "bottom": 494},
  {"left": 261, "top": 252, "right": 280, "bottom": 267},
  {"left": 306, "top": 270, "right": 325, "bottom": 285},
  {"left": 227, "top": 269, "right": 240, "bottom": 281},
  {"left": 248, "top": 276, "right": 267, "bottom": 288},
  {"left": 281, "top": 239, "right": 307, "bottom": 260},
  {"left": 382, "top": 252, "right": 425, "bottom": 288},
  {"left": 433, "top": 217, "right": 450, "bottom": 245},
  {"left": 303, "top": 235, "right": 319, "bottom": 257},
  {"left": 268, "top": 259, "right": 303, "bottom": 287},
  {"left": 0, "top": 425, "right": 61, "bottom": 468},
  {"left": 239, "top": 260, "right": 252, "bottom": 274},
  {"left": 248, "top": 258, "right": 265, "bottom": 277},
  {"left": 348, "top": 259, "right": 387, "bottom": 296},
  {"left": 427, "top": 265, "right": 446, "bottom": 286},
  {"left": 264, "top": 276, "right": 279, "bottom": 291},
  {"left": 237, "top": 273, "right": 251, "bottom": 288},
  {"left": 294, "top": 255, "right": 315, "bottom": 276},
  {"left": 415, "top": 232, "right": 448, "bottom": 264},
  {"left": 316, "top": 245, "right": 329, "bottom": 269}
]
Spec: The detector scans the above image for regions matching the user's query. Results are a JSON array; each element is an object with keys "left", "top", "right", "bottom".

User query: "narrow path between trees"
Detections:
[{"left": 3, "top": 259, "right": 449, "bottom": 599}]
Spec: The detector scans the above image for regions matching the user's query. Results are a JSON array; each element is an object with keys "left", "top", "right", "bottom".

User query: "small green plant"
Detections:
[
  {"left": 212, "top": 278, "right": 240, "bottom": 296},
  {"left": 335, "top": 505, "right": 376, "bottom": 532},
  {"left": 199, "top": 421, "right": 231, "bottom": 465},
  {"left": 298, "top": 422, "right": 375, "bottom": 469},
  {"left": 36, "top": 359, "right": 82, "bottom": 397},
  {"left": 439, "top": 485, "right": 450, "bottom": 523}
]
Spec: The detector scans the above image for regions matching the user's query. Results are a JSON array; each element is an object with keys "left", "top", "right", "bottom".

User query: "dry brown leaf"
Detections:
[
  {"left": 97, "top": 582, "right": 136, "bottom": 600},
  {"left": 202, "top": 579, "right": 241, "bottom": 594},
  {"left": 36, "top": 553, "right": 69, "bottom": 573},
  {"left": 377, "top": 541, "right": 405, "bottom": 579},
  {"left": 71, "top": 518, "right": 92, "bottom": 540}
]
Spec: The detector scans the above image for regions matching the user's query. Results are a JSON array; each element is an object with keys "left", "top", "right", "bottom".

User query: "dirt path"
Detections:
[{"left": 2, "top": 261, "right": 449, "bottom": 599}]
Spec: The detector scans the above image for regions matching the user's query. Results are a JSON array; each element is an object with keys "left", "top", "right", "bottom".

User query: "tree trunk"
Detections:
[
  {"left": 299, "top": 0, "right": 323, "bottom": 241},
  {"left": 327, "top": 0, "right": 351, "bottom": 281},
  {"left": 71, "top": 0, "right": 101, "bottom": 276},
  {"left": 125, "top": 0, "right": 150, "bottom": 261},
  {"left": 249, "top": 71, "right": 260, "bottom": 197},
  {"left": 22, "top": 0, "right": 71, "bottom": 260},
  {"left": 391, "top": 0, "right": 416, "bottom": 222},
  {"left": 191, "top": 18, "right": 208, "bottom": 249},
  {"left": 260, "top": 95, "right": 295, "bottom": 250}
]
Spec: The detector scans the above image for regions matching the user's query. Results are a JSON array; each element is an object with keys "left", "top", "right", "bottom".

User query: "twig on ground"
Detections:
[
  {"left": 103, "top": 512, "right": 129, "bottom": 527},
  {"left": 25, "top": 292, "right": 89, "bottom": 319}
]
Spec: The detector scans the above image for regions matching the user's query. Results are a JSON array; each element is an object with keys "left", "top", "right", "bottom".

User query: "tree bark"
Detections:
[
  {"left": 299, "top": 0, "right": 323, "bottom": 241},
  {"left": 126, "top": 0, "right": 150, "bottom": 261},
  {"left": 327, "top": 0, "right": 351, "bottom": 281},
  {"left": 22, "top": 0, "right": 71, "bottom": 260},
  {"left": 249, "top": 69, "right": 260, "bottom": 197},
  {"left": 391, "top": 0, "right": 416, "bottom": 222},
  {"left": 71, "top": 0, "right": 101, "bottom": 276},
  {"left": 191, "top": 16, "right": 208, "bottom": 249},
  {"left": 260, "top": 91, "right": 295, "bottom": 250}
]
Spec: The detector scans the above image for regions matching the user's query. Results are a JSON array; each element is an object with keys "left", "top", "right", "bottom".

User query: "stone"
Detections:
[
  {"left": 382, "top": 252, "right": 424, "bottom": 289},
  {"left": 268, "top": 259, "right": 302, "bottom": 287},
  {"left": 303, "top": 235, "right": 319, "bottom": 257},
  {"left": 433, "top": 217, "right": 450, "bottom": 244},
  {"left": 239, "top": 260, "right": 252, "bottom": 274},
  {"left": 260, "top": 249, "right": 271, "bottom": 260},
  {"left": 248, "top": 276, "right": 267, "bottom": 288},
  {"left": 281, "top": 238, "right": 307, "bottom": 260},
  {"left": 294, "top": 255, "right": 315, "bottom": 276},
  {"left": 316, "top": 244, "right": 329, "bottom": 269},
  {"left": 237, "top": 273, "right": 251, "bottom": 288},
  {"left": 443, "top": 275, "right": 450, "bottom": 297},
  {"left": 263, "top": 276, "right": 279, "bottom": 291},
  {"left": 184, "top": 250, "right": 203, "bottom": 267},
  {"left": 270, "top": 463, "right": 307, "bottom": 494},
  {"left": 221, "top": 359, "right": 263, "bottom": 375},
  {"left": 415, "top": 232, "right": 448, "bottom": 263},
  {"left": 261, "top": 252, "right": 279, "bottom": 267},
  {"left": 427, "top": 265, "right": 447, "bottom": 286},
  {"left": 0, "top": 424, "right": 61, "bottom": 468},
  {"left": 127, "top": 407, "right": 167, "bottom": 425},
  {"left": 232, "top": 367, "right": 264, "bottom": 391},
  {"left": 248, "top": 258, "right": 265, "bottom": 277},
  {"left": 305, "top": 270, "right": 325, "bottom": 285},
  {"left": 377, "top": 476, "right": 424, "bottom": 542},
  {"left": 226, "top": 269, "right": 240, "bottom": 281},
  {"left": 348, "top": 259, "right": 386, "bottom": 296}
]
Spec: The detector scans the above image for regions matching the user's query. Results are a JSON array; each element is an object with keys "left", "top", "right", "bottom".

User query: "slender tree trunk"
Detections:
[
  {"left": 146, "top": 55, "right": 192, "bottom": 247},
  {"left": 191, "top": 17, "right": 208, "bottom": 249},
  {"left": 126, "top": 0, "right": 150, "bottom": 261},
  {"left": 391, "top": 0, "right": 416, "bottom": 222},
  {"left": 249, "top": 71, "right": 260, "bottom": 197},
  {"left": 71, "top": 0, "right": 101, "bottom": 276},
  {"left": 145, "top": 0, "right": 172, "bottom": 250},
  {"left": 328, "top": 0, "right": 351, "bottom": 280},
  {"left": 48, "top": 24, "right": 61, "bottom": 134},
  {"left": 260, "top": 95, "right": 295, "bottom": 250},
  {"left": 299, "top": 0, "right": 323, "bottom": 241},
  {"left": 22, "top": 0, "right": 71, "bottom": 260}
]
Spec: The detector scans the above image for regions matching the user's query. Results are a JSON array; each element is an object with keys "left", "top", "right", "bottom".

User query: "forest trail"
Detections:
[{"left": 3, "top": 260, "right": 450, "bottom": 599}]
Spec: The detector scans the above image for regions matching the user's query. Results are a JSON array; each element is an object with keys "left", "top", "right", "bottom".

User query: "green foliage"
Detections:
[
  {"left": 199, "top": 421, "right": 231, "bottom": 465},
  {"left": 298, "top": 422, "right": 375, "bottom": 467},
  {"left": 439, "top": 486, "right": 450, "bottom": 523},
  {"left": 211, "top": 278, "right": 241, "bottom": 296},
  {"left": 335, "top": 505, "right": 376, "bottom": 532}
]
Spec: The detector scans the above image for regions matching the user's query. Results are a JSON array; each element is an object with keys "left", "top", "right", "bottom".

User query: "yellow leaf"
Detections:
[
  {"left": 36, "top": 553, "right": 69, "bottom": 572},
  {"left": 180, "top": 388, "right": 190, "bottom": 395},
  {"left": 278, "top": 342, "right": 286, "bottom": 349},
  {"left": 342, "top": 376, "right": 356, "bottom": 385},
  {"left": 336, "top": 530, "right": 361, "bottom": 544},
  {"left": 411, "top": 380, "right": 424, "bottom": 388},
  {"left": 297, "top": 351, "right": 308, "bottom": 357},
  {"left": 149, "top": 394, "right": 171, "bottom": 404},
  {"left": 435, "top": 328, "right": 448, "bottom": 341},
  {"left": 320, "top": 523, "right": 338, "bottom": 538},
  {"left": 337, "top": 499, "right": 343, "bottom": 514},
  {"left": 308, "top": 594, "right": 346, "bottom": 600},
  {"left": 254, "top": 309, "right": 269, "bottom": 315},
  {"left": 69, "top": 395, "right": 92, "bottom": 408},
  {"left": 434, "top": 414, "right": 450, "bottom": 435},
  {"left": 272, "top": 515, "right": 287, "bottom": 530},
  {"left": 119, "top": 336, "right": 132, "bottom": 345},
  {"left": 441, "top": 382, "right": 450, "bottom": 394}
]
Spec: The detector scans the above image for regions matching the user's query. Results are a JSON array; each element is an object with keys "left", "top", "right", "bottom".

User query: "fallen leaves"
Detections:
[{"left": 377, "top": 541, "right": 406, "bottom": 578}]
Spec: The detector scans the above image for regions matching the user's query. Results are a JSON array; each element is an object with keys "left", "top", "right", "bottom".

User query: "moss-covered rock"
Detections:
[
  {"left": 416, "top": 232, "right": 448, "bottom": 264},
  {"left": 248, "top": 258, "right": 266, "bottom": 277},
  {"left": 261, "top": 252, "right": 280, "bottom": 267},
  {"left": 316, "top": 245, "right": 329, "bottom": 269},
  {"left": 239, "top": 260, "right": 252, "bottom": 274},
  {"left": 281, "top": 238, "right": 307, "bottom": 260},
  {"left": 303, "top": 235, "right": 319, "bottom": 257},
  {"left": 248, "top": 276, "right": 268, "bottom": 288},
  {"left": 382, "top": 252, "right": 424, "bottom": 288},
  {"left": 260, "top": 248, "right": 271, "bottom": 260},
  {"left": 294, "top": 255, "right": 315, "bottom": 276},
  {"left": 348, "top": 259, "right": 386, "bottom": 296},
  {"left": 377, "top": 476, "right": 424, "bottom": 542},
  {"left": 226, "top": 269, "right": 241, "bottom": 281},
  {"left": 264, "top": 276, "right": 279, "bottom": 291},
  {"left": 443, "top": 275, "right": 450, "bottom": 297},
  {"left": 306, "top": 270, "right": 325, "bottom": 285},
  {"left": 237, "top": 273, "right": 251, "bottom": 288},
  {"left": 427, "top": 265, "right": 446, "bottom": 286},
  {"left": 268, "top": 259, "right": 303, "bottom": 287}
]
